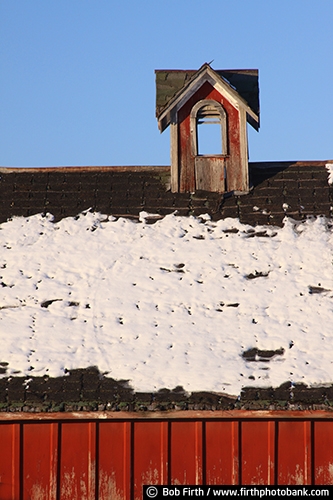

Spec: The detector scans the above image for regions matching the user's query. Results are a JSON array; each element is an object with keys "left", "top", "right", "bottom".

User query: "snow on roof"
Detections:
[
  {"left": 0, "top": 211, "right": 332, "bottom": 397},
  {"left": 326, "top": 163, "right": 333, "bottom": 185}
]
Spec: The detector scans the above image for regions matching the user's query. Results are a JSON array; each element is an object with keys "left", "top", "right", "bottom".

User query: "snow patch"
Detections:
[
  {"left": 0, "top": 211, "right": 332, "bottom": 396},
  {"left": 326, "top": 163, "right": 333, "bottom": 185}
]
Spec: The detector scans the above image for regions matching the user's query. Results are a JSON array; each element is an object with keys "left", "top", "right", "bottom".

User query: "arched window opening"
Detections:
[
  {"left": 190, "top": 100, "right": 227, "bottom": 157},
  {"left": 197, "top": 105, "right": 223, "bottom": 155}
]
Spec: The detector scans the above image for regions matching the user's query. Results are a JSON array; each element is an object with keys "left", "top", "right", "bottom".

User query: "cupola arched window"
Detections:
[{"left": 190, "top": 100, "right": 227, "bottom": 156}]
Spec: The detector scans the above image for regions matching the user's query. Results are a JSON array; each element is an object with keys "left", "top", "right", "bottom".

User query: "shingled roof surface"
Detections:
[
  {"left": 155, "top": 68, "right": 259, "bottom": 120},
  {"left": 0, "top": 161, "right": 332, "bottom": 225},
  {"left": 0, "top": 162, "right": 332, "bottom": 412}
]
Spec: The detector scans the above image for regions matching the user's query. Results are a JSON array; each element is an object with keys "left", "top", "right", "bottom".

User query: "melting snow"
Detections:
[{"left": 0, "top": 210, "right": 332, "bottom": 396}]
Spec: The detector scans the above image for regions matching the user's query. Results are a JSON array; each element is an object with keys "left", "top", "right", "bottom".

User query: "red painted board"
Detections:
[
  {"left": 98, "top": 421, "right": 131, "bottom": 500},
  {"left": 133, "top": 421, "right": 168, "bottom": 499},
  {"left": 0, "top": 423, "right": 20, "bottom": 500},
  {"left": 170, "top": 421, "right": 202, "bottom": 485},
  {"left": 277, "top": 421, "right": 311, "bottom": 485},
  {"left": 205, "top": 420, "right": 239, "bottom": 485},
  {"left": 314, "top": 421, "right": 333, "bottom": 485},
  {"left": 59, "top": 422, "right": 96, "bottom": 500},
  {"left": 241, "top": 420, "right": 275, "bottom": 485},
  {"left": 23, "top": 422, "right": 58, "bottom": 500}
]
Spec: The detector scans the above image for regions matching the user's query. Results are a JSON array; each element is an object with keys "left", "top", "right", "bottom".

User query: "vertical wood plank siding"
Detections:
[
  {"left": 0, "top": 412, "right": 333, "bottom": 498},
  {"left": 178, "top": 81, "right": 243, "bottom": 193}
]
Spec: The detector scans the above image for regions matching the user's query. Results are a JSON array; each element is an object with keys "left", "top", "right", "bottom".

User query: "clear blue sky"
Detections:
[{"left": 1, "top": 1, "right": 332, "bottom": 167}]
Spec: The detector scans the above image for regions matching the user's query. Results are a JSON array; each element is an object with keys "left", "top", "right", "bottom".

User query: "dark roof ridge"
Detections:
[
  {"left": 250, "top": 160, "right": 331, "bottom": 169},
  {"left": 0, "top": 165, "right": 170, "bottom": 174},
  {"left": 154, "top": 68, "right": 258, "bottom": 74}
]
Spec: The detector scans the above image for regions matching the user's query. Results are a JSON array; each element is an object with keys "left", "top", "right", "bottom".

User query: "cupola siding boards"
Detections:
[{"left": 155, "top": 63, "right": 260, "bottom": 193}]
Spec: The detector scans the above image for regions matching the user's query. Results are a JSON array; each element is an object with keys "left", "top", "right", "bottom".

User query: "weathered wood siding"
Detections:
[{"left": 177, "top": 81, "right": 244, "bottom": 193}]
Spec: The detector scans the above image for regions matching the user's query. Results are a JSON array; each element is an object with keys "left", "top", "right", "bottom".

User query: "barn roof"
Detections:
[
  {"left": 155, "top": 63, "right": 260, "bottom": 132},
  {"left": 0, "top": 161, "right": 332, "bottom": 410},
  {"left": 1, "top": 161, "right": 331, "bottom": 225},
  {"left": 0, "top": 173, "right": 333, "bottom": 409}
]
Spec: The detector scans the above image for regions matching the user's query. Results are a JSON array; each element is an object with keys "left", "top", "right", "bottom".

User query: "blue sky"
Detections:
[{"left": 1, "top": 1, "right": 332, "bottom": 167}]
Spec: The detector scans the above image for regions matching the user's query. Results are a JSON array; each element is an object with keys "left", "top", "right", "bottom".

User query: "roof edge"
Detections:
[
  {"left": 157, "top": 64, "right": 259, "bottom": 132},
  {"left": 1, "top": 161, "right": 331, "bottom": 175},
  {"left": 0, "top": 165, "right": 171, "bottom": 174},
  {"left": 0, "top": 409, "right": 332, "bottom": 420}
]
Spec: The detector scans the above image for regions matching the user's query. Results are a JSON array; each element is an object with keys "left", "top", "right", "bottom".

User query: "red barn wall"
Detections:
[{"left": 0, "top": 412, "right": 333, "bottom": 499}]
